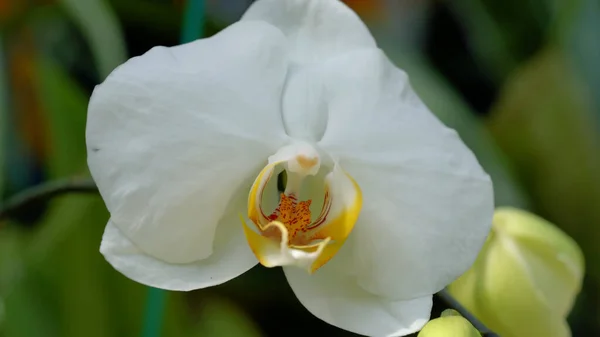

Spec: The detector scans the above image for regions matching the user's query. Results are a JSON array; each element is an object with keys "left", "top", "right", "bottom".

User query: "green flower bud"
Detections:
[
  {"left": 449, "top": 207, "right": 584, "bottom": 337},
  {"left": 418, "top": 310, "right": 481, "bottom": 337}
]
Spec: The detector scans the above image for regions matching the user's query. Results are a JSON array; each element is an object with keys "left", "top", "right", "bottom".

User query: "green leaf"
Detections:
[
  {"left": 563, "top": 0, "right": 600, "bottom": 119},
  {"left": 0, "top": 226, "right": 60, "bottom": 337},
  {"left": 40, "top": 197, "right": 141, "bottom": 337},
  {"left": 0, "top": 34, "right": 9, "bottom": 195},
  {"left": 2, "top": 271, "right": 61, "bottom": 337},
  {"left": 34, "top": 58, "right": 88, "bottom": 178},
  {"left": 59, "top": 0, "right": 127, "bottom": 78},
  {"left": 189, "top": 297, "right": 263, "bottom": 337},
  {"left": 488, "top": 47, "right": 600, "bottom": 283},
  {"left": 446, "top": 0, "right": 517, "bottom": 81},
  {"left": 4, "top": 193, "right": 149, "bottom": 337}
]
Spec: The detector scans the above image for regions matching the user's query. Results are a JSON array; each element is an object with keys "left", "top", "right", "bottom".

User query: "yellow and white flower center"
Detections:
[
  {"left": 241, "top": 142, "right": 362, "bottom": 273},
  {"left": 265, "top": 193, "right": 313, "bottom": 245}
]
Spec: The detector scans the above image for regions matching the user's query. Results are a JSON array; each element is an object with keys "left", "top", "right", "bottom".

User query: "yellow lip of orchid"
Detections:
[{"left": 243, "top": 143, "right": 362, "bottom": 273}]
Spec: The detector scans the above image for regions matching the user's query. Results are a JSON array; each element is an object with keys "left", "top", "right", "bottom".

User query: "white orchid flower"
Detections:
[{"left": 87, "top": 0, "right": 494, "bottom": 336}]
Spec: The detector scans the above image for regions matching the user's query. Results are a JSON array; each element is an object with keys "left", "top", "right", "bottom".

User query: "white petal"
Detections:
[
  {"left": 87, "top": 21, "right": 289, "bottom": 264},
  {"left": 100, "top": 189, "right": 258, "bottom": 290},
  {"left": 241, "top": 0, "right": 378, "bottom": 141},
  {"left": 241, "top": 0, "right": 375, "bottom": 65},
  {"left": 283, "top": 251, "right": 432, "bottom": 337},
  {"left": 317, "top": 49, "right": 494, "bottom": 299}
]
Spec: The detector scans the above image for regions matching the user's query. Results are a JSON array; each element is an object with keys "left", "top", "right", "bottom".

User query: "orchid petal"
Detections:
[
  {"left": 242, "top": 0, "right": 375, "bottom": 65},
  {"left": 316, "top": 49, "right": 494, "bottom": 299},
  {"left": 284, "top": 253, "right": 432, "bottom": 337},
  {"left": 100, "top": 188, "right": 257, "bottom": 290},
  {"left": 87, "top": 21, "right": 289, "bottom": 267}
]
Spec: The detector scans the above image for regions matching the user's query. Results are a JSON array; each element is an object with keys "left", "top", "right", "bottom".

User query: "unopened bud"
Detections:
[
  {"left": 449, "top": 207, "right": 584, "bottom": 337},
  {"left": 418, "top": 310, "right": 481, "bottom": 337}
]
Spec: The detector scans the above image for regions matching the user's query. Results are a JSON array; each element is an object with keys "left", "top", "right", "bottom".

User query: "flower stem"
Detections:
[
  {"left": 141, "top": 287, "right": 168, "bottom": 337},
  {"left": 0, "top": 178, "right": 98, "bottom": 221},
  {"left": 180, "top": 0, "right": 205, "bottom": 44},
  {"left": 435, "top": 289, "right": 500, "bottom": 337}
]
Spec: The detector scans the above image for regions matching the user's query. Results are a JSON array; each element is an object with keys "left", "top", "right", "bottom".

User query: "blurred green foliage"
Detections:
[
  {"left": 0, "top": 0, "right": 599, "bottom": 336},
  {"left": 0, "top": 34, "right": 7, "bottom": 195},
  {"left": 489, "top": 47, "right": 600, "bottom": 282},
  {"left": 60, "top": 0, "right": 126, "bottom": 78}
]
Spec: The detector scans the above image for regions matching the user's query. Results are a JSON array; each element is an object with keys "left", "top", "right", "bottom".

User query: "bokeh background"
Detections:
[{"left": 1, "top": 0, "right": 599, "bottom": 336}]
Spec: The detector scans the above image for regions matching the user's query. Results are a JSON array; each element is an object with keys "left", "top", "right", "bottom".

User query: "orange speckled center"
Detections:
[{"left": 268, "top": 193, "right": 312, "bottom": 245}]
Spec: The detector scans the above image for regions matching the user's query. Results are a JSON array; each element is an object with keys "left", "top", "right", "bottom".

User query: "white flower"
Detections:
[{"left": 87, "top": 0, "right": 494, "bottom": 336}]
